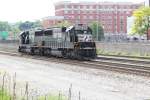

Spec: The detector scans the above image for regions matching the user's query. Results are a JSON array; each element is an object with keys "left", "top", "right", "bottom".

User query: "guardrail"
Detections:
[{"left": 0, "top": 40, "right": 19, "bottom": 43}]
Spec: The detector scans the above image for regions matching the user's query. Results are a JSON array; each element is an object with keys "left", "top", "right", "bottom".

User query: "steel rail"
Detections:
[{"left": 97, "top": 56, "right": 150, "bottom": 64}]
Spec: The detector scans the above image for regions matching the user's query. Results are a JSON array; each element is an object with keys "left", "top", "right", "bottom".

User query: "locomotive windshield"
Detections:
[{"left": 75, "top": 30, "right": 92, "bottom": 35}]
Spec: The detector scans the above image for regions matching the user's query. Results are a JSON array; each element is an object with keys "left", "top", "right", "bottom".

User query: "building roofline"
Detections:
[
  {"left": 42, "top": 16, "right": 64, "bottom": 20},
  {"left": 54, "top": 1, "right": 144, "bottom": 6}
]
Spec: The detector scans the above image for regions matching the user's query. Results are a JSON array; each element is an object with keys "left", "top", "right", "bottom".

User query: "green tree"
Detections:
[
  {"left": 32, "top": 20, "right": 42, "bottom": 28},
  {"left": 131, "top": 7, "right": 150, "bottom": 39},
  {"left": 0, "top": 21, "right": 11, "bottom": 31},
  {"left": 18, "top": 21, "right": 42, "bottom": 31},
  {"left": 11, "top": 26, "right": 20, "bottom": 40},
  {"left": 19, "top": 21, "right": 34, "bottom": 31},
  {"left": 89, "top": 21, "right": 104, "bottom": 41}
]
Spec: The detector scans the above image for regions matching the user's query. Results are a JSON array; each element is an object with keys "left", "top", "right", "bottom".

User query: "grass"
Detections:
[
  {"left": 97, "top": 49, "right": 150, "bottom": 59},
  {"left": 0, "top": 89, "right": 67, "bottom": 100},
  {"left": 0, "top": 70, "right": 67, "bottom": 100},
  {"left": 38, "top": 94, "right": 66, "bottom": 100},
  {"left": 0, "top": 89, "right": 11, "bottom": 100}
]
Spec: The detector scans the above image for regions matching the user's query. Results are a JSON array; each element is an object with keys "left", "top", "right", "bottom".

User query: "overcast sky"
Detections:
[{"left": 0, "top": 0, "right": 145, "bottom": 22}]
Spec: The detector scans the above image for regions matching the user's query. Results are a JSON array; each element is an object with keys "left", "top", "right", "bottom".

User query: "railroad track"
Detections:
[
  {"left": 87, "top": 60, "right": 150, "bottom": 76},
  {"left": 0, "top": 50, "right": 150, "bottom": 76},
  {"left": 97, "top": 55, "right": 150, "bottom": 64}
]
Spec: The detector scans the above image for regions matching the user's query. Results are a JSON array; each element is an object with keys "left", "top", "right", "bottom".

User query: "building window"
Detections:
[
  {"left": 120, "top": 18, "right": 124, "bottom": 32},
  {"left": 67, "top": 5, "right": 71, "bottom": 8},
  {"left": 89, "top": 11, "right": 93, "bottom": 14},
  {"left": 65, "top": 5, "right": 68, "bottom": 9},
  {"left": 99, "top": 5, "right": 101, "bottom": 9},
  {"left": 64, "top": 10, "right": 68, "bottom": 14},
  {"left": 86, "top": 11, "right": 90, "bottom": 14},
  {"left": 93, "top": 11, "right": 96, "bottom": 14},
  {"left": 86, "top": 5, "right": 89, "bottom": 9},
  {"left": 130, "top": 6, "right": 134, "bottom": 9},
  {"left": 74, "top": 5, "right": 77, "bottom": 8},
  {"left": 77, "top": 5, "right": 80, "bottom": 9},
  {"left": 68, "top": 11, "right": 71, "bottom": 14},
  {"left": 70, "top": 10, "right": 73, "bottom": 14},
  {"left": 90, "top": 6, "right": 93, "bottom": 9},
  {"left": 89, "top": 16, "right": 93, "bottom": 19},
  {"left": 83, "top": 16, "right": 87, "bottom": 19},
  {"left": 77, "top": 16, "right": 80, "bottom": 19},
  {"left": 72, "top": 10, "right": 74, "bottom": 14},
  {"left": 77, "top": 10, "right": 80, "bottom": 14},
  {"left": 123, "top": 6, "right": 126, "bottom": 9},
  {"left": 74, "top": 10, "right": 77, "bottom": 14},
  {"left": 93, "top": 5, "right": 96, "bottom": 9}
]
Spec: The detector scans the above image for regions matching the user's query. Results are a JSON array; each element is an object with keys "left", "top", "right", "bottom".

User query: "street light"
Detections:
[
  {"left": 97, "top": 21, "right": 99, "bottom": 41},
  {"left": 96, "top": 4, "right": 99, "bottom": 41}
]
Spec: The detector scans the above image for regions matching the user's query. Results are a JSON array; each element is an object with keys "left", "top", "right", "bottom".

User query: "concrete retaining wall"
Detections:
[{"left": 96, "top": 42, "right": 150, "bottom": 56}]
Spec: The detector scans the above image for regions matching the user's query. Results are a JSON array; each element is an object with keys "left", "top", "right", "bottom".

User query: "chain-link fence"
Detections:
[{"left": 96, "top": 41, "right": 150, "bottom": 56}]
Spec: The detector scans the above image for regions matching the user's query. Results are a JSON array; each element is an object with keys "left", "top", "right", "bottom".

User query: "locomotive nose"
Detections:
[{"left": 78, "top": 34, "right": 93, "bottom": 42}]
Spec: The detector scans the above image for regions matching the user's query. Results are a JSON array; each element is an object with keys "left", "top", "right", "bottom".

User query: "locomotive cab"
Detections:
[
  {"left": 66, "top": 24, "right": 97, "bottom": 59},
  {"left": 18, "top": 31, "right": 31, "bottom": 52},
  {"left": 19, "top": 31, "right": 30, "bottom": 44}
]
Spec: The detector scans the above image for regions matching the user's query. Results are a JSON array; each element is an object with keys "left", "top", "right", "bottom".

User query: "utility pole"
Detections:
[
  {"left": 148, "top": 0, "right": 150, "bottom": 40},
  {"left": 146, "top": 16, "right": 150, "bottom": 40},
  {"left": 145, "top": 0, "right": 150, "bottom": 6},
  {"left": 145, "top": 0, "right": 150, "bottom": 40},
  {"left": 97, "top": 6, "right": 99, "bottom": 41}
]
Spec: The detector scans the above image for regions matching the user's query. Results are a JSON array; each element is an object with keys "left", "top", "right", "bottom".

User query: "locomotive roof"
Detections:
[
  {"left": 66, "top": 26, "right": 74, "bottom": 32},
  {"left": 35, "top": 29, "right": 43, "bottom": 32},
  {"left": 19, "top": 31, "right": 30, "bottom": 36},
  {"left": 19, "top": 32, "right": 25, "bottom": 36},
  {"left": 66, "top": 24, "right": 89, "bottom": 32}
]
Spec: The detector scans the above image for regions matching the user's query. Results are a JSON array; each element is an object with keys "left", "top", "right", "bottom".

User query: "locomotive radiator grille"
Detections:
[{"left": 78, "top": 42, "right": 96, "bottom": 48}]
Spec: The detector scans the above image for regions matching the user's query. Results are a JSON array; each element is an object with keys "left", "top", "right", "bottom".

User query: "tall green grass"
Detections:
[
  {"left": 97, "top": 49, "right": 150, "bottom": 58},
  {"left": 0, "top": 89, "right": 11, "bottom": 100},
  {"left": 0, "top": 71, "right": 67, "bottom": 100},
  {"left": 38, "top": 95, "right": 66, "bottom": 100}
]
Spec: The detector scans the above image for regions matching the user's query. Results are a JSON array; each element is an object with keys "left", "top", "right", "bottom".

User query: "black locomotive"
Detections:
[{"left": 18, "top": 24, "right": 97, "bottom": 59}]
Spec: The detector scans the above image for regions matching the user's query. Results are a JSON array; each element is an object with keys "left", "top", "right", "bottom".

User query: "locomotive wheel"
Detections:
[
  {"left": 74, "top": 49, "right": 83, "bottom": 60},
  {"left": 39, "top": 48, "right": 44, "bottom": 56},
  {"left": 74, "top": 49, "right": 79, "bottom": 59},
  {"left": 30, "top": 48, "right": 35, "bottom": 55},
  {"left": 18, "top": 46, "right": 21, "bottom": 52},
  {"left": 62, "top": 50, "right": 67, "bottom": 58}
]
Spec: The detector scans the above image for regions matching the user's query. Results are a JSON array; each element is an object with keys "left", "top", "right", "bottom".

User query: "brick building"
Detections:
[
  {"left": 54, "top": 1, "right": 143, "bottom": 40},
  {"left": 42, "top": 16, "right": 64, "bottom": 28}
]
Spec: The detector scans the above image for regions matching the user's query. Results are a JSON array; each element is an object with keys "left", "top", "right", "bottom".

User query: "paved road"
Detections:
[{"left": 0, "top": 54, "right": 150, "bottom": 100}]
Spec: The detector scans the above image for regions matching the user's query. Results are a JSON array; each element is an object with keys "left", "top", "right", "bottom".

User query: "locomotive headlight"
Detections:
[
  {"left": 88, "top": 36, "right": 92, "bottom": 39},
  {"left": 77, "top": 35, "right": 84, "bottom": 42}
]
